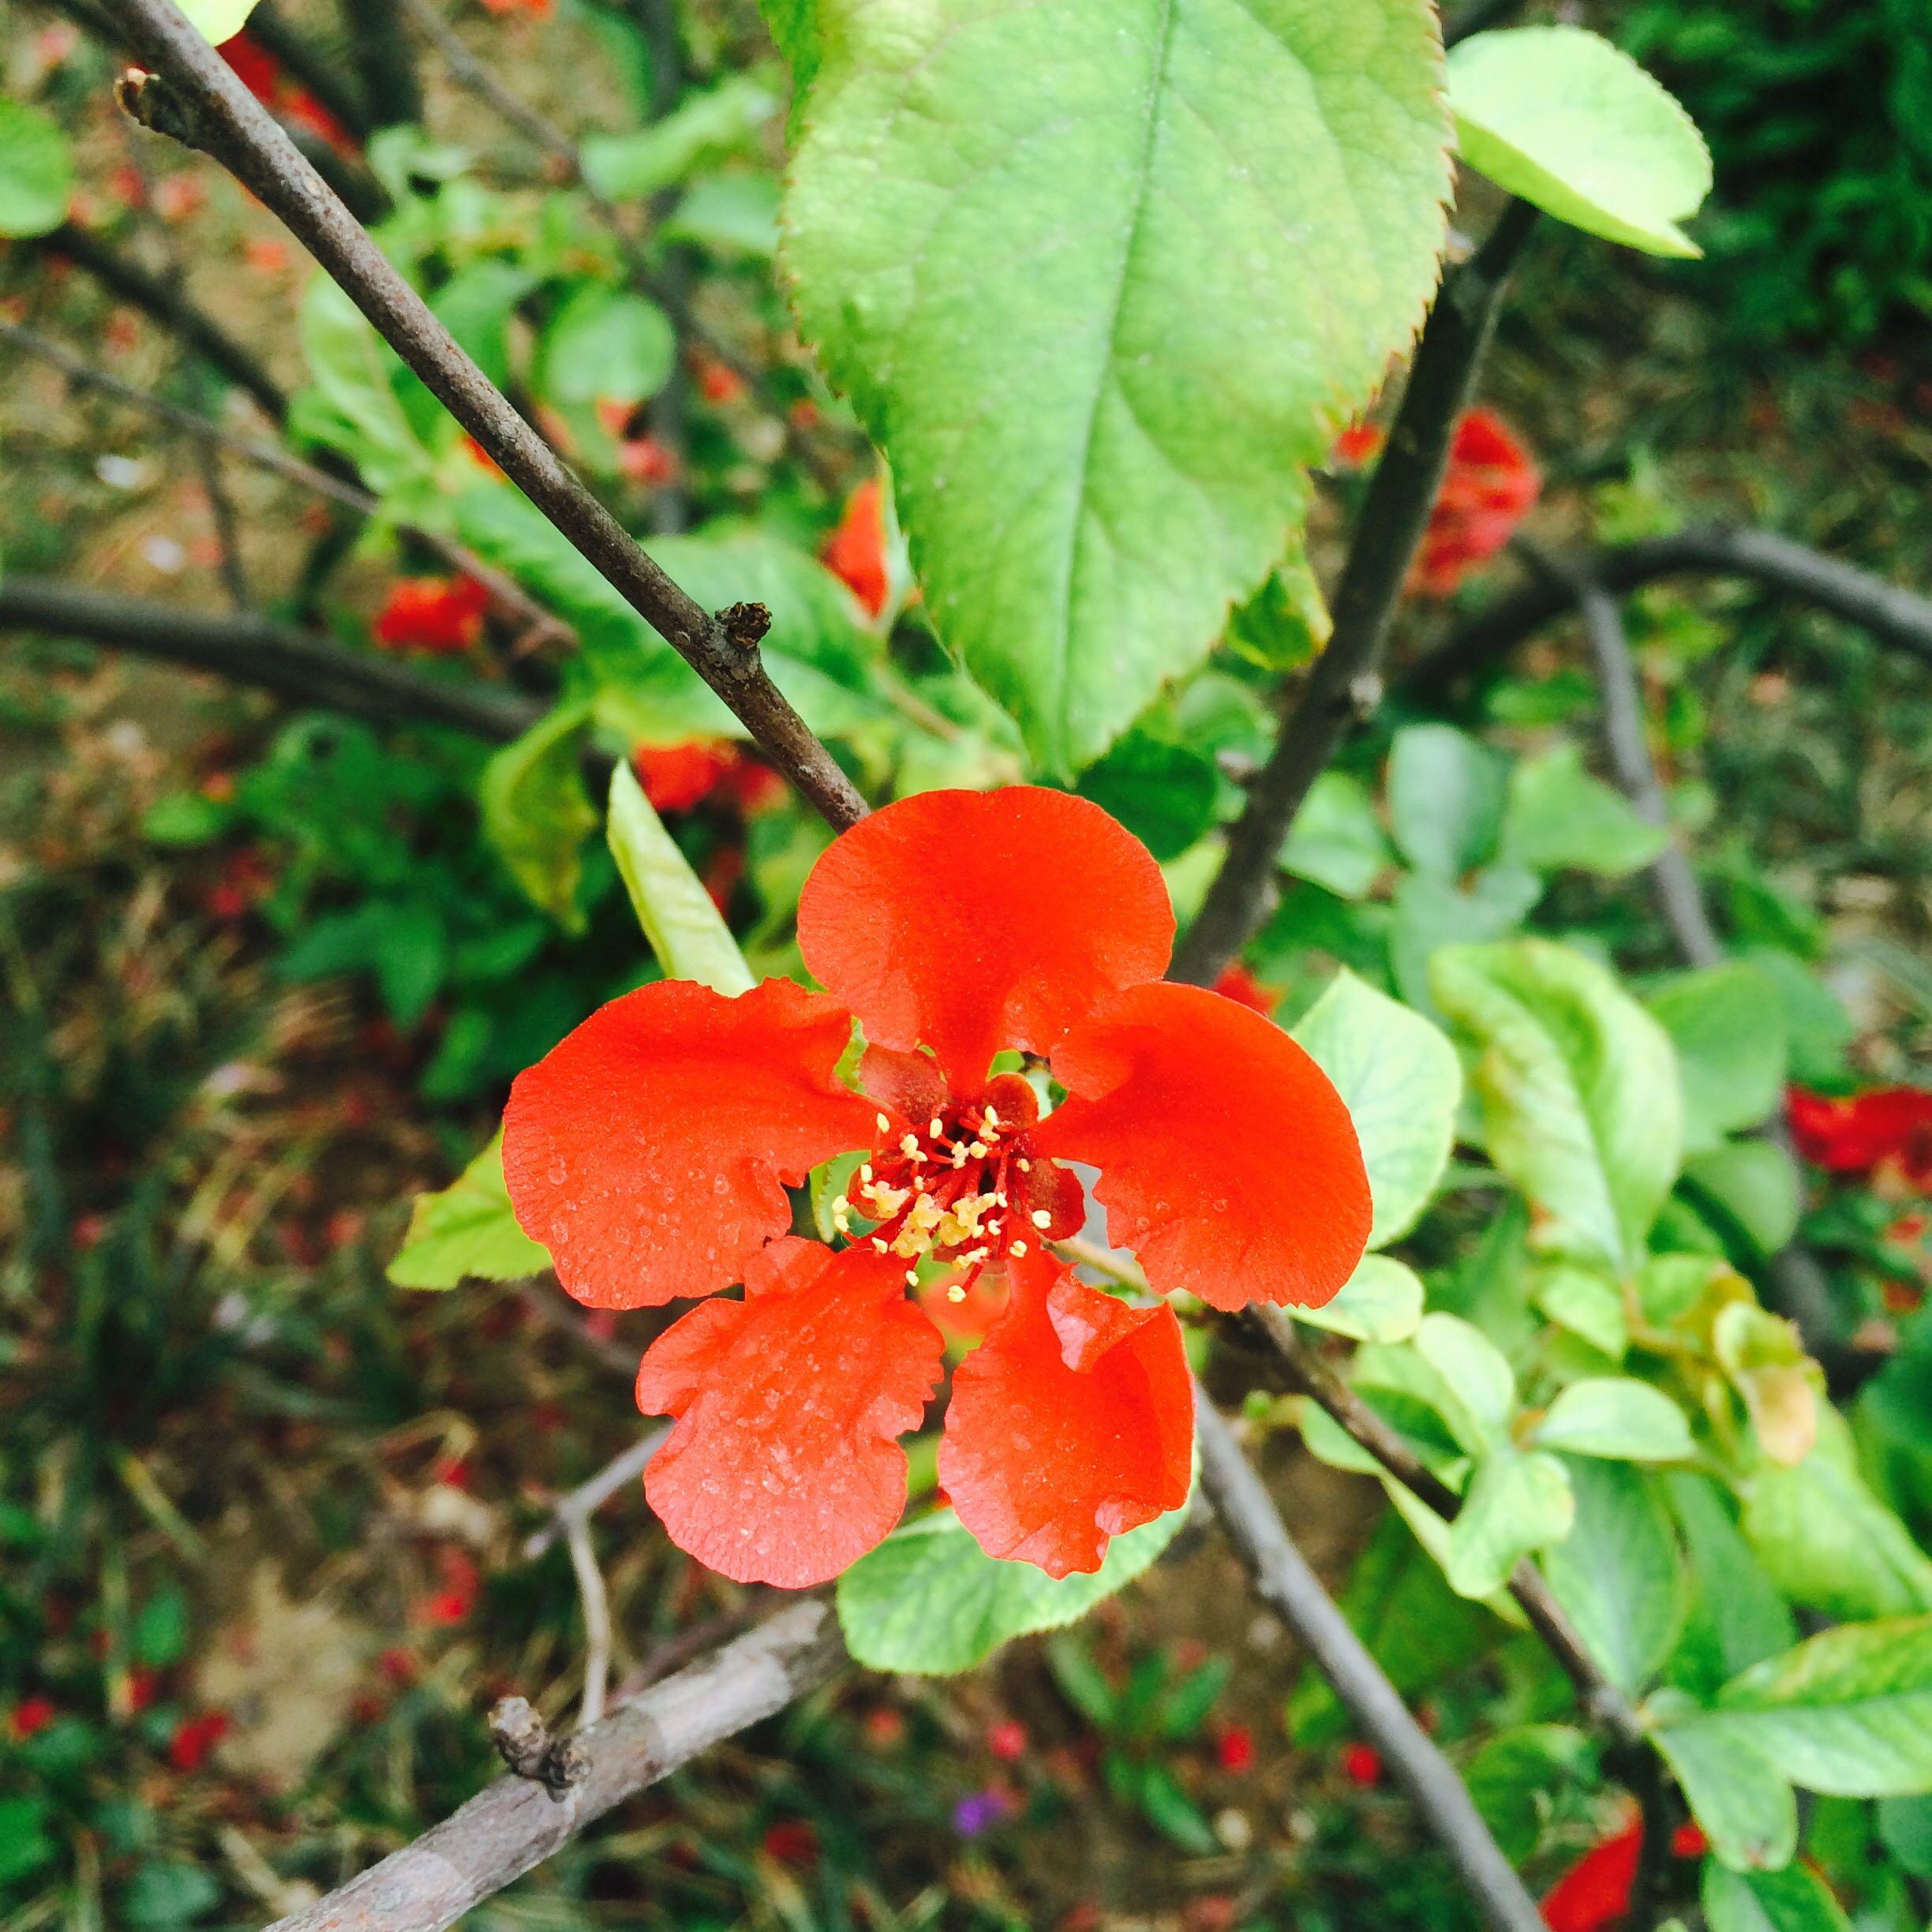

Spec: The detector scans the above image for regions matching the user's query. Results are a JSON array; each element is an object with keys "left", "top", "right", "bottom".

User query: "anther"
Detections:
[
  {"left": 871, "top": 1237, "right": 888, "bottom": 1253},
  {"left": 904, "top": 1268, "right": 919, "bottom": 1287},
  {"left": 1009, "top": 1239, "right": 1028, "bottom": 1256},
  {"left": 900, "top": 1134, "right": 919, "bottom": 1157},
  {"left": 1017, "top": 1158, "right": 1032, "bottom": 1173},
  {"left": 983, "top": 1105, "right": 1001, "bottom": 1128},
  {"left": 859, "top": 1163, "right": 873, "bottom": 1182},
  {"left": 929, "top": 1117, "right": 944, "bottom": 1139},
  {"left": 1031, "top": 1209, "right": 1052, "bottom": 1229},
  {"left": 968, "top": 1140, "right": 988, "bottom": 1159},
  {"left": 876, "top": 1112, "right": 890, "bottom": 1134},
  {"left": 946, "top": 1284, "right": 966, "bottom": 1304}
]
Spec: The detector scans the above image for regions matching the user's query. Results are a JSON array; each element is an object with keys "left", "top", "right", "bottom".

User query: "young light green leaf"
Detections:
[
  {"left": 1448, "top": 27, "right": 1713, "bottom": 258},
  {"left": 1291, "top": 968, "right": 1462, "bottom": 1248},
  {"left": 1293, "top": 1255, "right": 1425, "bottom": 1345},
  {"left": 539, "top": 286, "right": 677, "bottom": 407},
  {"left": 171, "top": 0, "right": 260, "bottom": 43},
  {"left": 1387, "top": 724, "right": 1507, "bottom": 880},
  {"left": 1530, "top": 1379, "right": 1695, "bottom": 1462},
  {"left": 1446, "top": 1447, "right": 1573, "bottom": 1599},
  {"left": 1430, "top": 938, "right": 1683, "bottom": 1275},
  {"left": 479, "top": 702, "right": 597, "bottom": 932},
  {"left": 606, "top": 763, "right": 756, "bottom": 996},
  {"left": 1414, "top": 1312, "right": 1518, "bottom": 1455},
  {"left": 1533, "top": 1267, "right": 1628, "bottom": 1362},
  {"left": 1702, "top": 1862, "right": 1853, "bottom": 1932},
  {"left": 1878, "top": 1794, "right": 1932, "bottom": 1877},
  {"left": 296, "top": 276, "right": 439, "bottom": 504},
  {"left": 1647, "top": 1692, "right": 1797, "bottom": 1873},
  {"left": 1685, "top": 1141, "right": 1802, "bottom": 1259},
  {"left": 1500, "top": 742, "right": 1670, "bottom": 879},
  {"left": 1279, "top": 772, "right": 1393, "bottom": 901},
  {"left": 388, "top": 1131, "right": 552, "bottom": 1290},
  {"left": 1541, "top": 1458, "right": 1685, "bottom": 1695},
  {"left": 0, "top": 103, "right": 75, "bottom": 240},
  {"left": 582, "top": 75, "right": 784, "bottom": 200},
  {"left": 784, "top": 0, "right": 1453, "bottom": 775},
  {"left": 1646, "top": 964, "right": 1789, "bottom": 1154},
  {"left": 836, "top": 1491, "right": 1192, "bottom": 1675},
  {"left": 1709, "top": 1616, "right": 1932, "bottom": 1796}
]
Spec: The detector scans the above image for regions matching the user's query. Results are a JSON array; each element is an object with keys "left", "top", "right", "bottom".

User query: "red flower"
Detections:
[
  {"left": 1341, "top": 1741, "right": 1383, "bottom": 1787},
  {"left": 987, "top": 1718, "right": 1028, "bottom": 1762},
  {"left": 761, "top": 1818, "right": 818, "bottom": 1866},
  {"left": 1543, "top": 1814, "right": 1708, "bottom": 1932},
  {"left": 1212, "top": 964, "right": 1278, "bottom": 1017},
  {"left": 1331, "top": 422, "right": 1385, "bottom": 466},
  {"left": 1215, "top": 1724, "right": 1256, "bottom": 1774},
  {"left": 632, "top": 741, "right": 785, "bottom": 818},
  {"left": 822, "top": 478, "right": 891, "bottom": 618},
  {"left": 218, "top": 33, "right": 355, "bottom": 150},
  {"left": 9, "top": 1696, "right": 56, "bottom": 1740},
  {"left": 690, "top": 350, "right": 747, "bottom": 406},
  {"left": 167, "top": 1710, "right": 230, "bottom": 1772},
  {"left": 1412, "top": 408, "right": 1541, "bottom": 598},
  {"left": 502, "top": 788, "right": 1370, "bottom": 1589},
  {"left": 619, "top": 434, "right": 682, "bottom": 489},
  {"left": 373, "top": 577, "right": 491, "bottom": 655},
  {"left": 1787, "top": 1086, "right": 1932, "bottom": 1190}
]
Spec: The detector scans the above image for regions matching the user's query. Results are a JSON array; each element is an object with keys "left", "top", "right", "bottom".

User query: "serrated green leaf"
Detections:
[
  {"left": 1500, "top": 742, "right": 1670, "bottom": 879},
  {"left": 606, "top": 762, "right": 755, "bottom": 995},
  {"left": 1387, "top": 724, "right": 1507, "bottom": 879},
  {"left": 1446, "top": 1446, "right": 1573, "bottom": 1599},
  {"left": 1709, "top": 1616, "right": 1932, "bottom": 1796},
  {"left": 836, "top": 1490, "right": 1192, "bottom": 1675},
  {"left": 1430, "top": 938, "right": 1683, "bottom": 1275},
  {"left": 1702, "top": 1861, "right": 1853, "bottom": 1932},
  {"left": 1291, "top": 968, "right": 1462, "bottom": 1248},
  {"left": 388, "top": 1131, "right": 552, "bottom": 1290},
  {"left": 1648, "top": 1691, "right": 1797, "bottom": 1873},
  {"left": 1531, "top": 1379, "right": 1695, "bottom": 1462},
  {"left": 784, "top": 0, "right": 1452, "bottom": 773},
  {"left": 1448, "top": 26, "right": 1712, "bottom": 258},
  {"left": 1647, "top": 964, "right": 1788, "bottom": 1155},
  {"left": 1541, "top": 1458, "right": 1685, "bottom": 1694},
  {"left": 1293, "top": 1255, "right": 1425, "bottom": 1344},
  {"left": 1224, "top": 547, "right": 1331, "bottom": 673},
  {"left": 479, "top": 702, "right": 597, "bottom": 931},
  {"left": 0, "top": 103, "right": 74, "bottom": 240}
]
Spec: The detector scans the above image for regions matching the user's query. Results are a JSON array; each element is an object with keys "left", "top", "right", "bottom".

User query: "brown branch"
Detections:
[
  {"left": 261, "top": 1599, "right": 843, "bottom": 1932},
  {"left": 110, "top": 0, "right": 868, "bottom": 831},
  {"left": 2, "top": 320, "right": 571, "bottom": 651},
  {"left": 0, "top": 576, "right": 544, "bottom": 743},
  {"left": 31, "top": 221, "right": 288, "bottom": 421},
  {"left": 1170, "top": 200, "right": 1540, "bottom": 987},
  {"left": 522, "top": 1425, "right": 668, "bottom": 1560},
  {"left": 1193, "top": 1397, "right": 1549, "bottom": 1932},
  {"left": 1407, "top": 526, "right": 1932, "bottom": 701}
]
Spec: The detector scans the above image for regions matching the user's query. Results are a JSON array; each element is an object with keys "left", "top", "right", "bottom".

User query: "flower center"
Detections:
[{"left": 828, "top": 1085, "right": 1053, "bottom": 1296}]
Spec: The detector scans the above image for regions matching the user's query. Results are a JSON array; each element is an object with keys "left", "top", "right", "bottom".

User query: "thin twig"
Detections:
[
  {"left": 1171, "top": 200, "right": 1541, "bottom": 987},
  {"left": 110, "top": 0, "right": 869, "bottom": 830},
  {"left": 0, "top": 577, "right": 544, "bottom": 743},
  {"left": 32, "top": 222, "right": 288, "bottom": 420},
  {"left": 522, "top": 1427, "right": 669, "bottom": 1560},
  {"left": 1193, "top": 1395, "right": 1548, "bottom": 1932},
  {"left": 564, "top": 1520, "right": 613, "bottom": 1728},
  {"left": 260, "top": 1599, "right": 843, "bottom": 1932},
  {"left": 2, "top": 320, "right": 572, "bottom": 650},
  {"left": 1407, "top": 526, "right": 1932, "bottom": 699}
]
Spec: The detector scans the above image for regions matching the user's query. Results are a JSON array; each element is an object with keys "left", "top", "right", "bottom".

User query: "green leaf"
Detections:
[
  {"left": 1702, "top": 1861, "right": 1853, "bottom": 1932},
  {"left": 1447, "top": 26, "right": 1712, "bottom": 258},
  {"left": 1414, "top": 1312, "right": 1518, "bottom": 1456},
  {"left": 1530, "top": 1379, "right": 1695, "bottom": 1462},
  {"left": 1225, "top": 546, "right": 1331, "bottom": 673},
  {"left": 479, "top": 702, "right": 597, "bottom": 931},
  {"left": 0, "top": 103, "right": 74, "bottom": 240},
  {"left": 1290, "top": 968, "right": 1463, "bottom": 1248},
  {"left": 1709, "top": 1616, "right": 1932, "bottom": 1796},
  {"left": 1743, "top": 1415, "right": 1932, "bottom": 1621},
  {"left": 664, "top": 174, "right": 782, "bottom": 258},
  {"left": 1684, "top": 1141, "right": 1802, "bottom": 1258},
  {"left": 133, "top": 1589, "right": 190, "bottom": 1670},
  {"left": 1541, "top": 1458, "right": 1685, "bottom": 1694},
  {"left": 388, "top": 1131, "right": 552, "bottom": 1290},
  {"left": 1649, "top": 1693, "right": 1797, "bottom": 1873},
  {"left": 295, "top": 276, "right": 437, "bottom": 504},
  {"left": 783, "top": 0, "right": 1453, "bottom": 774},
  {"left": 605, "top": 762, "right": 756, "bottom": 995},
  {"left": 1646, "top": 964, "right": 1788, "bottom": 1154},
  {"left": 0, "top": 1797, "right": 56, "bottom": 1889},
  {"left": 1280, "top": 772, "right": 1393, "bottom": 900},
  {"left": 1533, "top": 1267, "right": 1628, "bottom": 1362},
  {"left": 1387, "top": 724, "right": 1507, "bottom": 879},
  {"left": 1665, "top": 1472, "right": 1798, "bottom": 1701},
  {"left": 836, "top": 1492, "right": 1192, "bottom": 1675},
  {"left": 1136, "top": 1762, "right": 1219, "bottom": 1853},
  {"left": 1391, "top": 865, "right": 1541, "bottom": 1015},
  {"left": 1446, "top": 1446, "right": 1573, "bottom": 1599},
  {"left": 582, "top": 75, "right": 784, "bottom": 200},
  {"left": 1293, "top": 1255, "right": 1424, "bottom": 1345},
  {"left": 1713, "top": 1305, "right": 1819, "bottom": 1468},
  {"left": 539, "top": 286, "right": 677, "bottom": 407},
  {"left": 1500, "top": 742, "right": 1669, "bottom": 879},
  {"left": 1877, "top": 1794, "right": 1932, "bottom": 1877},
  {"left": 169, "top": 0, "right": 259, "bottom": 43},
  {"left": 1465, "top": 1724, "right": 1594, "bottom": 1863},
  {"left": 123, "top": 1859, "right": 223, "bottom": 1930},
  {"left": 1430, "top": 938, "right": 1683, "bottom": 1275},
  {"left": 431, "top": 260, "right": 541, "bottom": 394}
]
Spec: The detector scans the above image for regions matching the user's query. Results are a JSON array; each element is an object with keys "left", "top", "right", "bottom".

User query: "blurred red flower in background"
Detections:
[
  {"left": 218, "top": 34, "right": 356, "bottom": 151},
  {"left": 822, "top": 478, "right": 891, "bottom": 618},
  {"left": 373, "top": 577, "right": 491, "bottom": 656},
  {"left": 1413, "top": 408, "right": 1541, "bottom": 597},
  {"left": 167, "top": 1710, "right": 230, "bottom": 1772},
  {"left": 1787, "top": 1086, "right": 1932, "bottom": 1190}
]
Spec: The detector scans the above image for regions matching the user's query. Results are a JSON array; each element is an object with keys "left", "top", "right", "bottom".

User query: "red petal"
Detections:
[
  {"left": 503, "top": 978, "right": 875, "bottom": 1309},
  {"left": 635, "top": 1238, "right": 943, "bottom": 1587},
  {"left": 939, "top": 1252, "right": 1193, "bottom": 1578},
  {"left": 797, "top": 788, "right": 1173, "bottom": 1092},
  {"left": 1036, "top": 983, "right": 1370, "bottom": 1312},
  {"left": 858, "top": 1043, "right": 950, "bottom": 1128},
  {"left": 1542, "top": 1820, "right": 1642, "bottom": 1932}
]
